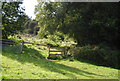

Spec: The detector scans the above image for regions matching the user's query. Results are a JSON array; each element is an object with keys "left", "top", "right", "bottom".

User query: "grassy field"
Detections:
[{"left": 1, "top": 44, "right": 119, "bottom": 79}]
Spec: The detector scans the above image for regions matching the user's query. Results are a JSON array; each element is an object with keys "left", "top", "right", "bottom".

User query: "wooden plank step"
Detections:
[{"left": 49, "top": 51, "right": 64, "bottom": 52}]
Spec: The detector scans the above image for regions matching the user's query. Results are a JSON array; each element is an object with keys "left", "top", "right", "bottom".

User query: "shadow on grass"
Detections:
[
  {"left": 77, "top": 58, "right": 120, "bottom": 70},
  {"left": 2, "top": 45, "right": 106, "bottom": 79}
]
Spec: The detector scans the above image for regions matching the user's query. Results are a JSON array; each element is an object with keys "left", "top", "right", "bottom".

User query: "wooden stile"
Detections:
[{"left": 48, "top": 46, "right": 65, "bottom": 58}]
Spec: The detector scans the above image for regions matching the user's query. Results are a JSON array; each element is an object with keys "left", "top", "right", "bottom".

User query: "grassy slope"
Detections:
[{"left": 1, "top": 44, "right": 119, "bottom": 79}]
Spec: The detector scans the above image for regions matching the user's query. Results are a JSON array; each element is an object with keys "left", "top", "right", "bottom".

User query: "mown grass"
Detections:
[{"left": 1, "top": 44, "right": 119, "bottom": 79}]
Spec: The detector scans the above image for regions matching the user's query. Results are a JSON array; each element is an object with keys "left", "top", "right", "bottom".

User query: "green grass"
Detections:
[{"left": 1, "top": 44, "right": 119, "bottom": 79}]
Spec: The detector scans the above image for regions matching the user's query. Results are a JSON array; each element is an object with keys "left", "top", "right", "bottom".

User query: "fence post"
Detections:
[
  {"left": 20, "top": 41, "right": 24, "bottom": 54},
  {"left": 48, "top": 46, "right": 50, "bottom": 58},
  {"left": 64, "top": 47, "right": 66, "bottom": 55}
]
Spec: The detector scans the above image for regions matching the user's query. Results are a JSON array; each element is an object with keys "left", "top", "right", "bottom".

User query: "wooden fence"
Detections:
[
  {"left": 48, "top": 47, "right": 65, "bottom": 58},
  {"left": 19, "top": 41, "right": 48, "bottom": 53},
  {"left": 0, "top": 39, "right": 19, "bottom": 45},
  {"left": 0, "top": 39, "right": 48, "bottom": 53},
  {"left": 1, "top": 39, "right": 66, "bottom": 58}
]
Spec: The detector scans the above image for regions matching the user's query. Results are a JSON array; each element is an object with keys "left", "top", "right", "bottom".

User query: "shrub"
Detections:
[
  {"left": 68, "top": 45, "right": 119, "bottom": 68},
  {"left": 47, "top": 35, "right": 63, "bottom": 42}
]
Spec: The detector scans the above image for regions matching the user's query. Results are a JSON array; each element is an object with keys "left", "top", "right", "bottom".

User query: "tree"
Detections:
[
  {"left": 35, "top": 2, "right": 119, "bottom": 48},
  {"left": 2, "top": 2, "right": 29, "bottom": 39},
  {"left": 24, "top": 19, "right": 39, "bottom": 35}
]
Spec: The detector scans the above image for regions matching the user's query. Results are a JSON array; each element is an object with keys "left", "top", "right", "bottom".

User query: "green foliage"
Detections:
[
  {"left": 46, "top": 31, "right": 65, "bottom": 42},
  {"left": 10, "top": 34, "right": 76, "bottom": 47},
  {"left": 2, "top": 2, "right": 29, "bottom": 39},
  {"left": 24, "top": 20, "right": 39, "bottom": 35},
  {"left": 35, "top": 2, "right": 119, "bottom": 48},
  {"left": 47, "top": 35, "right": 61, "bottom": 41},
  {"left": 68, "top": 45, "right": 119, "bottom": 69}
]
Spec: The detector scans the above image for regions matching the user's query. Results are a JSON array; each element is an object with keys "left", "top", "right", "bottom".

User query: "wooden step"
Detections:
[{"left": 49, "top": 50, "right": 64, "bottom": 52}]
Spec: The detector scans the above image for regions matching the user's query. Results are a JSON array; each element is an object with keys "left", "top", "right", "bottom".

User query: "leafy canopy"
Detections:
[
  {"left": 2, "top": 2, "right": 29, "bottom": 39},
  {"left": 35, "top": 2, "right": 119, "bottom": 48}
]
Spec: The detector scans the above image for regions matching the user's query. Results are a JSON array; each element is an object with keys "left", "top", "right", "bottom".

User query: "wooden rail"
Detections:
[
  {"left": 1, "top": 39, "right": 66, "bottom": 59},
  {"left": 1, "top": 39, "right": 48, "bottom": 53},
  {"left": 0, "top": 39, "right": 20, "bottom": 45}
]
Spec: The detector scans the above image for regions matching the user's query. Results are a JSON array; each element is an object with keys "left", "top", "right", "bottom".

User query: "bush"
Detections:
[
  {"left": 47, "top": 34, "right": 63, "bottom": 42},
  {"left": 68, "top": 45, "right": 119, "bottom": 68}
]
